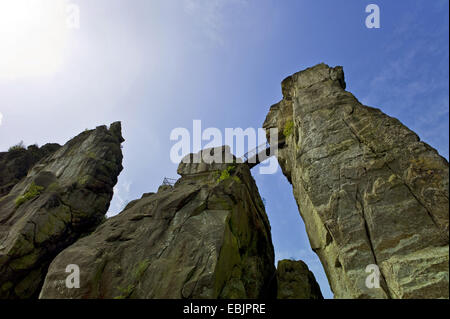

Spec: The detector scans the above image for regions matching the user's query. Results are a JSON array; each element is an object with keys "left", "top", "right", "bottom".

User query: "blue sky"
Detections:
[{"left": 0, "top": 0, "right": 448, "bottom": 298}]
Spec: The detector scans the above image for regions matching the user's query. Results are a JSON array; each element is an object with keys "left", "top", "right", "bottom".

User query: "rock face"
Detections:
[
  {"left": 0, "top": 143, "right": 61, "bottom": 197},
  {"left": 263, "top": 63, "right": 449, "bottom": 298},
  {"left": 39, "top": 146, "right": 276, "bottom": 299},
  {"left": 0, "top": 123, "right": 124, "bottom": 298},
  {"left": 276, "top": 259, "right": 323, "bottom": 299}
]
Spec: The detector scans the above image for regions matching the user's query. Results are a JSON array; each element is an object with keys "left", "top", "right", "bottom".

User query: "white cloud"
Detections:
[{"left": 0, "top": 112, "right": 3, "bottom": 126}]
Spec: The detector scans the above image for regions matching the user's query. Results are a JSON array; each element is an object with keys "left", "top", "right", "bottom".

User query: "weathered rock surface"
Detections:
[
  {"left": 0, "top": 123, "right": 124, "bottom": 298},
  {"left": 276, "top": 259, "right": 323, "bottom": 299},
  {"left": 0, "top": 143, "right": 61, "bottom": 197},
  {"left": 39, "top": 146, "right": 276, "bottom": 299},
  {"left": 263, "top": 63, "right": 449, "bottom": 298}
]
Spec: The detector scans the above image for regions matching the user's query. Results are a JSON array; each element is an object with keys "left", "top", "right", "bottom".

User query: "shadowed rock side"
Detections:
[
  {"left": 39, "top": 146, "right": 276, "bottom": 299},
  {"left": 276, "top": 259, "right": 323, "bottom": 299},
  {"left": 0, "top": 143, "right": 61, "bottom": 198},
  {"left": 0, "top": 122, "right": 124, "bottom": 298},
  {"left": 263, "top": 63, "right": 449, "bottom": 299}
]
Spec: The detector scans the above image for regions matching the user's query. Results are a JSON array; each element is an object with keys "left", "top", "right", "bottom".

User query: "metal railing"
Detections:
[
  {"left": 162, "top": 177, "right": 178, "bottom": 186},
  {"left": 242, "top": 141, "right": 270, "bottom": 163}
]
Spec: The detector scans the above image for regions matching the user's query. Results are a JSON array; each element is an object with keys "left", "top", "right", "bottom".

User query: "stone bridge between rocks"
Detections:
[
  {"left": 163, "top": 141, "right": 282, "bottom": 185},
  {"left": 242, "top": 141, "right": 280, "bottom": 169}
]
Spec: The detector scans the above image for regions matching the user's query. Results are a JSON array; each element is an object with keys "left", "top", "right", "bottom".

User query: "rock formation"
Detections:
[
  {"left": 263, "top": 63, "right": 449, "bottom": 298},
  {"left": 0, "top": 143, "right": 61, "bottom": 198},
  {"left": 0, "top": 123, "right": 124, "bottom": 298},
  {"left": 276, "top": 259, "right": 323, "bottom": 299},
  {"left": 39, "top": 146, "right": 277, "bottom": 299},
  {"left": 2, "top": 63, "right": 446, "bottom": 300}
]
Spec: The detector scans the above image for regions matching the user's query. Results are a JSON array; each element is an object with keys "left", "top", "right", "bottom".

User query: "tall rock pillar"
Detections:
[{"left": 263, "top": 63, "right": 449, "bottom": 298}]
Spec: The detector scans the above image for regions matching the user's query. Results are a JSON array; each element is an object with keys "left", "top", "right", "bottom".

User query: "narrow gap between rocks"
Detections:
[{"left": 252, "top": 164, "right": 334, "bottom": 299}]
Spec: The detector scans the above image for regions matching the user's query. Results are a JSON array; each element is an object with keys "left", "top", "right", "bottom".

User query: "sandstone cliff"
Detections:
[
  {"left": 0, "top": 123, "right": 124, "bottom": 298},
  {"left": 2, "top": 63, "right": 445, "bottom": 300},
  {"left": 39, "top": 146, "right": 277, "bottom": 299},
  {"left": 263, "top": 63, "right": 449, "bottom": 298},
  {"left": 276, "top": 259, "right": 323, "bottom": 299},
  {"left": 0, "top": 143, "right": 61, "bottom": 198}
]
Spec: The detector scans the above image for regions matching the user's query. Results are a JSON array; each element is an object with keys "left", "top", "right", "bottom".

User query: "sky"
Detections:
[{"left": 0, "top": 0, "right": 448, "bottom": 299}]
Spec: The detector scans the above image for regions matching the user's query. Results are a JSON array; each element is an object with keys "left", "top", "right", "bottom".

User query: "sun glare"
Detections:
[{"left": 0, "top": 0, "right": 69, "bottom": 79}]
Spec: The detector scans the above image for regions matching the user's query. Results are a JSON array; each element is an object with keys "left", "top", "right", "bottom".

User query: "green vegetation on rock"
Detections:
[
  {"left": 15, "top": 182, "right": 44, "bottom": 207},
  {"left": 283, "top": 120, "right": 294, "bottom": 137},
  {"left": 134, "top": 259, "right": 150, "bottom": 278},
  {"left": 8, "top": 141, "right": 26, "bottom": 152},
  {"left": 114, "top": 284, "right": 134, "bottom": 299},
  {"left": 217, "top": 165, "right": 236, "bottom": 183},
  {"left": 86, "top": 151, "right": 97, "bottom": 159},
  {"left": 114, "top": 259, "right": 150, "bottom": 299},
  {"left": 232, "top": 176, "right": 241, "bottom": 183}
]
